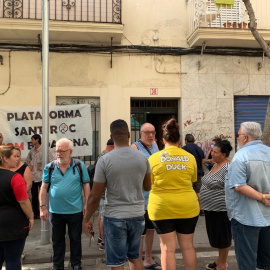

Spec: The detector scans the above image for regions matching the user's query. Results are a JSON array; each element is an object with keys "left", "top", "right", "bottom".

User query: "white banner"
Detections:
[{"left": 0, "top": 104, "right": 92, "bottom": 159}]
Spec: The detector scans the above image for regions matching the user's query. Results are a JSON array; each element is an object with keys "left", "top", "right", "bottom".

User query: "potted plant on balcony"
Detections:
[
  {"left": 238, "top": 22, "right": 247, "bottom": 29},
  {"left": 223, "top": 21, "right": 232, "bottom": 28},
  {"left": 232, "top": 22, "right": 238, "bottom": 28}
]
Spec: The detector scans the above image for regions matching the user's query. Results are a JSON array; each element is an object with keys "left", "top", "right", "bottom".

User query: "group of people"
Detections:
[
  {"left": 83, "top": 120, "right": 270, "bottom": 270},
  {"left": 0, "top": 120, "right": 270, "bottom": 270}
]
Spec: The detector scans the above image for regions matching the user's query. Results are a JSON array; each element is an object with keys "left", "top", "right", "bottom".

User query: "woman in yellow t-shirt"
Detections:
[{"left": 148, "top": 118, "right": 199, "bottom": 270}]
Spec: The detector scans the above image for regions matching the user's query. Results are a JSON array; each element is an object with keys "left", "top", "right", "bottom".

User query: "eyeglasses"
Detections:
[
  {"left": 236, "top": 133, "right": 246, "bottom": 138},
  {"left": 141, "top": 131, "right": 156, "bottom": 135},
  {"left": 55, "top": 149, "right": 70, "bottom": 154}
]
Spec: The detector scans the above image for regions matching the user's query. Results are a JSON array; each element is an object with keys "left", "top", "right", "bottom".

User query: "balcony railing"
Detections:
[
  {"left": 1, "top": 0, "right": 121, "bottom": 23},
  {"left": 187, "top": 0, "right": 270, "bottom": 37}
]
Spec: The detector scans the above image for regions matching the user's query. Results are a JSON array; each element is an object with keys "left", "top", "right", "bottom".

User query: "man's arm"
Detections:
[
  {"left": 83, "top": 181, "right": 105, "bottom": 236},
  {"left": 201, "top": 160, "right": 205, "bottom": 174},
  {"left": 24, "top": 166, "right": 33, "bottom": 191},
  {"left": 130, "top": 143, "right": 138, "bottom": 149},
  {"left": 39, "top": 182, "right": 49, "bottom": 221},
  {"left": 26, "top": 152, "right": 33, "bottom": 171},
  {"left": 143, "top": 173, "right": 151, "bottom": 191},
  {"left": 82, "top": 182, "right": 90, "bottom": 215},
  {"left": 235, "top": 185, "right": 270, "bottom": 206}
]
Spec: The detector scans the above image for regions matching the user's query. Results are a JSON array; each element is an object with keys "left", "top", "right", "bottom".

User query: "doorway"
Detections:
[{"left": 131, "top": 99, "right": 178, "bottom": 149}]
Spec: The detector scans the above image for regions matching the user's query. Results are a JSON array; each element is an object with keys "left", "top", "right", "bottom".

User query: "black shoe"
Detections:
[
  {"left": 205, "top": 261, "right": 217, "bottom": 270},
  {"left": 200, "top": 210, "right": 205, "bottom": 216},
  {"left": 73, "top": 265, "right": 82, "bottom": 270},
  {"left": 51, "top": 266, "right": 64, "bottom": 270}
]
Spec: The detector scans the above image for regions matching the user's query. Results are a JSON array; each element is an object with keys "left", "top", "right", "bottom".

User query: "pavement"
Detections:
[{"left": 17, "top": 212, "right": 235, "bottom": 269}]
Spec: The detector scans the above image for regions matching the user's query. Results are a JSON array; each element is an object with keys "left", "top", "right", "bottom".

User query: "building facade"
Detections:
[{"left": 0, "top": 0, "right": 269, "bottom": 157}]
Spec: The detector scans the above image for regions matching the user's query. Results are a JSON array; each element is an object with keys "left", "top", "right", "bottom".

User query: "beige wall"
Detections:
[
  {"left": 122, "top": 0, "right": 188, "bottom": 47},
  {"left": 0, "top": 50, "right": 181, "bottom": 147}
]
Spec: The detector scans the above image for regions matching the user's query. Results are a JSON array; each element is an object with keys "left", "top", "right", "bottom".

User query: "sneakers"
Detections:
[
  {"left": 99, "top": 243, "right": 105, "bottom": 251},
  {"left": 97, "top": 237, "right": 102, "bottom": 245},
  {"left": 206, "top": 261, "right": 217, "bottom": 270}
]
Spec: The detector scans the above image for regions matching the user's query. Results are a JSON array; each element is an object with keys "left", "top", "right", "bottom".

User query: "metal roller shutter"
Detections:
[{"left": 234, "top": 96, "right": 269, "bottom": 137}]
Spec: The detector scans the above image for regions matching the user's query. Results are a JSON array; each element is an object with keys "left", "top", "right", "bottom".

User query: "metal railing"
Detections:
[
  {"left": 187, "top": 0, "right": 270, "bottom": 36},
  {"left": 1, "top": 0, "right": 121, "bottom": 23}
]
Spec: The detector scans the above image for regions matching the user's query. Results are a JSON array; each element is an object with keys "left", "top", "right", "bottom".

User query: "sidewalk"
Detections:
[{"left": 21, "top": 213, "right": 233, "bottom": 268}]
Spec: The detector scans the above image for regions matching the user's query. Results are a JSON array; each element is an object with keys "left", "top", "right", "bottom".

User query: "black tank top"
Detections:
[
  {"left": 0, "top": 169, "right": 29, "bottom": 241},
  {"left": 16, "top": 163, "right": 28, "bottom": 177}
]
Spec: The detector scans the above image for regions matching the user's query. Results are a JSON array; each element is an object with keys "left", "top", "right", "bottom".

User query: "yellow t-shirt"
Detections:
[{"left": 148, "top": 146, "right": 200, "bottom": 220}]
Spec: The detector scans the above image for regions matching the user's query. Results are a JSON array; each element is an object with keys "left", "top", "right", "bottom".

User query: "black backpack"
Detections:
[
  {"left": 87, "top": 158, "right": 99, "bottom": 190},
  {"left": 47, "top": 158, "right": 83, "bottom": 192}
]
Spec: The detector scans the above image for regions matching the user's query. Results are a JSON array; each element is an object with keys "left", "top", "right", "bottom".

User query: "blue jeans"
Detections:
[
  {"left": 50, "top": 212, "right": 83, "bottom": 269},
  {"left": 231, "top": 218, "right": 270, "bottom": 270},
  {"left": 0, "top": 238, "right": 26, "bottom": 270},
  {"left": 103, "top": 216, "right": 145, "bottom": 267}
]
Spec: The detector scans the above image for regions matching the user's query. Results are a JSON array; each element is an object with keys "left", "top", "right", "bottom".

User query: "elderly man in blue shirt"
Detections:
[{"left": 225, "top": 122, "right": 270, "bottom": 270}]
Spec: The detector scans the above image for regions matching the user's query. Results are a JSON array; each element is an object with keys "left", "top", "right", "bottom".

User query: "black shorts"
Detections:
[
  {"left": 142, "top": 210, "right": 154, "bottom": 236},
  {"left": 151, "top": 216, "right": 199, "bottom": 235},
  {"left": 204, "top": 210, "right": 232, "bottom": 249}
]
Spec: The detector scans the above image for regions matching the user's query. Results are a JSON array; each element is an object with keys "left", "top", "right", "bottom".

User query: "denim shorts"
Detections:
[{"left": 103, "top": 215, "right": 145, "bottom": 267}]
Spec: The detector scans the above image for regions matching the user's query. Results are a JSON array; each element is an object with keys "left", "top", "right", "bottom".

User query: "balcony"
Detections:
[
  {"left": 0, "top": 0, "right": 123, "bottom": 45},
  {"left": 187, "top": 0, "right": 270, "bottom": 48}
]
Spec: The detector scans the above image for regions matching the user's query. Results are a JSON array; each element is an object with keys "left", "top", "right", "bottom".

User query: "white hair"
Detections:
[
  {"left": 56, "top": 138, "right": 73, "bottom": 150},
  {"left": 240, "top": 122, "right": 262, "bottom": 140}
]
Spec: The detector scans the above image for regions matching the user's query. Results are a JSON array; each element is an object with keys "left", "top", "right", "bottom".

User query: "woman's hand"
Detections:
[{"left": 29, "top": 218, "right": 34, "bottom": 231}]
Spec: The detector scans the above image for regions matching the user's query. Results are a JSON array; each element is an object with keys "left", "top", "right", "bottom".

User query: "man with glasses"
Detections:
[
  {"left": 26, "top": 134, "right": 54, "bottom": 219},
  {"left": 226, "top": 122, "right": 270, "bottom": 270},
  {"left": 131, "top": 123, "right": 161, "bottom": 270},
  {"left": 39, "top": 138, "right": 90, "bottom": 270}
]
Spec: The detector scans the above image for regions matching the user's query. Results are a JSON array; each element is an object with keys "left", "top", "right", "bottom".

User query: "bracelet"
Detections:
[
  {"left": 262, "top": 194, "right": 266, "bottom": 204},
  {"left": 40, "top": 204, "right": 47, "bottom": 208}
]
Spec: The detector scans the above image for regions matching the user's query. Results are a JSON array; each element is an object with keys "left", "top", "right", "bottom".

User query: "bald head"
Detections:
[{"left": 140, "top": 122, "right": 156, "bottom": 146}]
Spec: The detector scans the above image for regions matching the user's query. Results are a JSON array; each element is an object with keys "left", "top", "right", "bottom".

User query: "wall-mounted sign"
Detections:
[{"left": 150, "top": 88, "right": 158, "bottom": 95}]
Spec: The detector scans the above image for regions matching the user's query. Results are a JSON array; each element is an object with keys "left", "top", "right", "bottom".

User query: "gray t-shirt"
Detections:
[{"left": 94, "top": 146, "right": 151, "bottom": 219}]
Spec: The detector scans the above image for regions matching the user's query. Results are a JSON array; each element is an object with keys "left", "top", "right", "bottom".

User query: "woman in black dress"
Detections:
[{"left": 0, "top": 145, "right": 34, "bottom": 270}]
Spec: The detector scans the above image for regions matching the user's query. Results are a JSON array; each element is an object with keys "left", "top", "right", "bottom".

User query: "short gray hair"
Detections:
[
  {"left": 140, "top": 123, "right": 155, "bottom": 132},
  {"left": 56, "top": 138, "right": 73, "bottom": 150},
  {"left": 240, "top": 122, "right": 262, "bottom": 140}
]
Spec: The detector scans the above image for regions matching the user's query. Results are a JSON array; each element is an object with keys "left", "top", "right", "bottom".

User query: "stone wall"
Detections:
[{"left": 181, "top": 54, "right": 270, "bottom": 154}]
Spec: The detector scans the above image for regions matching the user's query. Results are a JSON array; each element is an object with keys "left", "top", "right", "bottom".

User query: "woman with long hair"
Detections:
[
  {"left": 148, "top": 118, "right": 199, "bottom": 270},
  {"left": 0, "top": 145, "right": 34, "bottom": 270}
]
